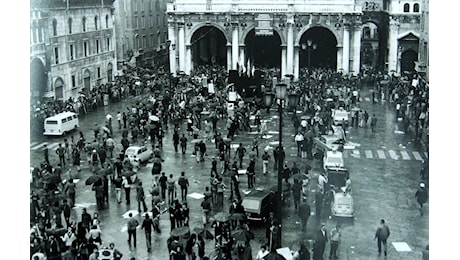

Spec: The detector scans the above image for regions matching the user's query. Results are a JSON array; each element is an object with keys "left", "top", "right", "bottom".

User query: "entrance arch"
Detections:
[
  {"left": 245, "top": 29, "right": 282, "bottom": 68},
  {"left": 299, "top": 27, "right": 337, "bottom": 70},
  {"left": 54, "top": 77, "right": 64, "bottom": 100},
  {"left": 83, "top": 69, "right": 91, "bottom": 91},
  {"left": 30, "top": 58, "right": 47, "bottom": 99},
  {"left": 190, "top": 26, "right": 227, "bottom": 68},
  {"left": 360, "top": 21, "right": 380, "bottom": 70},
  {"left": 107, "top": 62, "right": 113, "bottom": 82},
  {"left": 400, "top": 49, "right": 418, "bottom": 73}
]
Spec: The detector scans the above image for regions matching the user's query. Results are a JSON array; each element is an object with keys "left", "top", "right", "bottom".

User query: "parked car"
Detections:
[
  {"left": 313, "top": 135, "right": 344, "bottom": 154},
  {"left": 332, "top": 108, "right": 349, "bottom": 125},
  {"left": 324, "top": 167, "right": 354, "bottom": 218},
  {"left": 124, "top": 146, "right": 153, "bottom": 164},
  {"left": 323, "top": 150, "right": 344, "bottom": 170},
  {"left": 331, "top": 191, "right": 354, "bottom": 218},
  {"left": 241, "top": 188, "right": 275, "bottom": 222}
]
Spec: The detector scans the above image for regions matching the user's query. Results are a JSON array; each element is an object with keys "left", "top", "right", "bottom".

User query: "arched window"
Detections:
[
  {"left": 155, "top": 0, "right": 160, "bottom": 11},
  {"left": 82, "top": 17, "right": 87, "bottom": 32},
  {"left": 403, "top": 3, "right": 410, "bottom": 12},
  {"left": 94, "top": 16, "right": 98, "bottom": 30},
  {"left": 68, "top": 18, "right": 72, "bottom": 34},
  {"left": 52, "top": 19, "right": 57, "bottom": 36},
  {"left": 105, "top": 15, "right": 109, "bottom": 28},
  {"left": 413, "top": 3, "right": 420, "bottom": 12}
]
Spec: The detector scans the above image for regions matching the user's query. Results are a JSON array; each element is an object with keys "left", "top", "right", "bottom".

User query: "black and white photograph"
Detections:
[{"left": 25, "top": 0, "right": 440, "bottom": 259}]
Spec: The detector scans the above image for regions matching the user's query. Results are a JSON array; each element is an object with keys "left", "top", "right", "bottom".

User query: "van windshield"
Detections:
[
  {"left": 242, "top": 199, "right": 260, "bottom": 211},
  {"left": 46, "top": 120, "right": 58, "bottom": 125}
]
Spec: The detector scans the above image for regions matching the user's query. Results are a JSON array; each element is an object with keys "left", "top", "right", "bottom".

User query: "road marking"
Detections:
[
  {"left": 31, "top": 142, "right": 48, "bottom": 150},
  {"left": 424, "top": 152, "right": 428, "bottom": 159},
  {"left": 350, "top": 150, "right": 360, "bottom": 158},
  {"left": 364, "top": 150, "right": 373, "bottom": 159},
  {"left": 364, "top": 97, "right": 371, "bottom": 102},
  {"left": 388, "top": 150, "right": 399, "bottom": 160},
  {"left": 376, "top": 150, "right": 386, "bottom": 159},
  {"left": 412, "top": 151, "right": 423, "bottom": 161},
  {"left": 400, "top": 150, "right": 411, "bottom": 160},
  {"left": 342, "top": 150, "right": 348, "bottom": 159},
  {"left": 30, "top": 142, "right": 38, "bottom": 147}
]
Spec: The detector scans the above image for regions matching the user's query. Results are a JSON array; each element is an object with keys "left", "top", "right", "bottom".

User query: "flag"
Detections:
[{"left": 247, "top": 58, "right": 251, "bottom": 77}]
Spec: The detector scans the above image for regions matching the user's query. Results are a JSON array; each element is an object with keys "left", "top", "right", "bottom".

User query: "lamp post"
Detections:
[
  {"left": 264, "top": 83, "right": 299, "bottom": 248},
  {"left": 302, "top": 39, "right": 317, "bottom": 68}
]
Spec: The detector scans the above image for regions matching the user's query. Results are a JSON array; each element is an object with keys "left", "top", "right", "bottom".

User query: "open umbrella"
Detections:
[
  {"left": 170, "top": 226, "right": 190, "bottom": 237},
  {"left": 231, "top": 228, "right": 254, "bottom": 242},
  {"left": 214, "top": 212, "right": 231, "bottom": 222},
  {"left": 192, "top": 227, "right": 214, "bottom": 240},
  {"left": 85, "top": 175, "right": 102, "bottom": 185},
  {"left": 190, "top": 139, "right": 203, "bottom": 144},
  {"left": 149, "top": 115, "right": 160, "bottom": 121},
  {"left": 101, "top": 126, "right": 111, "bottom": 134},
  {"left": 230, "top": 213, "right": 246, "bottom": 221},
  {"left": 106, "top": 114, "right": 113, "bottom": 120}
]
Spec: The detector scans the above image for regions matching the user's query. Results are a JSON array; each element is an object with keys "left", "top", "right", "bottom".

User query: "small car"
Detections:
[
  {"left": 124, "top": 146, "right": 153, "bottom": 164},
  {"left": 332, "top": 108, "right": 349, "bottom": 125},
  {"left": 313, "top": 135, "right": 344, "bottom": 154},
  {"left": 241, "top": 189, "right": 275, "bottom": 222},
  {"left": 323, "top": 150, "right": 344, "bottom": 170},
  {"left": 331, "top": 191, "right": 354, "bottom": 218}
]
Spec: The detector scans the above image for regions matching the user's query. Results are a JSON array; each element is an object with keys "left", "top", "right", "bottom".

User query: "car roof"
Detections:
[
  {"left": 243, "top": 189, "right": 272, "bottom": 199},
  {"left": 326, "top": 151, "right": 343, "bottom": 157},
  {"left": 327, "top": 167, "right": 348, "bottom": 173},
  {"left": 126, "top": 146, "right": 144, "bottom": 150}
]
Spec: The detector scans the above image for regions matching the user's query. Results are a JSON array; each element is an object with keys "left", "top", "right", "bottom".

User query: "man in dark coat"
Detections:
[
  {"left": 313, "top": 223, "right": 328, "bottom": 260},
  {"left": 298, "top": 199, "right": 311, "bottom": 232},
  {"left": 374, "top": 219, "right": 390, "bottom": 256}
]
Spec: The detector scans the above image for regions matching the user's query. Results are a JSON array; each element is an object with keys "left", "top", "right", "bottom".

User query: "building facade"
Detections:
[
  {"left": 30, "top": 0, "right": 116, "bottom": 101},
  {"left": 165, "top": 0, "right": 425, "bottom": 78},
  {"left": 112, "top": 0, "right": 169, "bottom": 70}
]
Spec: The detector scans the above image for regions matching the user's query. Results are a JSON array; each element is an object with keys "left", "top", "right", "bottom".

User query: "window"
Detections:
[
  {"left": 363, "top": 27, "right": 371, "bottom": 39},
  {"left": 155, "top": 0, "right": 160, "bottom": 11},
  {"left": 106, "top": 38, "right": 111, "bottom": 51},
  {"left": 134, "top": 16, "right": 138, "bottom": 29},
  {"left": 97, "top": 67, "right": 101, "bottom": 78},
  {"left": 68, "top": 18, "right": 72, "bottom": 34},
  {"left": 84, "top": 41, "right": 89, "bottom": 57},
  {"left": 143, "top": 35, "right": 147, "bottom": 48},
  {"left": 82, "top": 17, "right": 86, "bottom": 32},
  {"left": 54, "top": 47, "right": 59, "bottom": 64},
  {"left": 96, "top": 39, "right": 100, "bottom": 53},
  {"left": 52, "top": 19, "right": 57, "bottom": 36},
  {"left": 156, "top": 15, "right": 160, "bottom": 26},
  {"left": 413, "top": 3, "right": 420, "bottom": 12},
  {"left": 105, "top": 15, "right": 109, "bottom": 28},
  {"left": 62, "top": 118, "right": 67, "bottom": 123},
  {"left": 134, "top": 0, "right": 138, "bottom": 12},
  {"left": 71, "top": 75, "right": 76, "bottom": 88},
  {"left": 403, "top": 3, "right": 410, "bottom": 12},
  {"left": 142, "top": 16, "right": 145, "bottom": 28},
  {"left": 69, "top": 44, "right": 74, "bottom": 60},
  {"left": 95, "top": 16, "right": 98, "bottom": 30},
  {"left": 150, "top": 15, "right": 153, "bottom": 28}
]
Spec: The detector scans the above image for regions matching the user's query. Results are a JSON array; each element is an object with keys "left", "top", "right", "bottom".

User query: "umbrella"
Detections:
[
  {"left": 106, "top": 114, "right": 113, "bottom": 120},
  {"left": 231, "top": 229, "right": 254, "bottom": 242},
  {"left": 200, "top": 111, "right": 210, "bottom": 115},
  {"left": 290, "top": 173, "right": 310, "bottom": 181},
  {"left": 170, "top": 226, "right": 190, "bottom": 237},
  {"left": 135, "top": 81, "right": 142, "bottom": 86},
  {"left": 43, "top": 175, "right": 62, "bottom": 185},
  {"left": 101, "top": 126, "right": 111, "bottom": 134},
  {"left": 85, "top": 175, "right": 102, "bottom": 185},
  {"left": 149, "top": 115, "right": 160, "bottom": 121},
  {"left": 223, "top": 137, "right": 232, "bottom": 143},
  {"left": 263, "top": 252, "right": 286, "bottom": 260},
  {"left": 214, "top": 212, "right": 231, "bottom": 222},
  {"left": 193, "top": 227, "right": 214, "bottom": 240},
  {"left": 301, "top": 120, "right": 308, "bottom": 127},
  {"left": 190, "top": 139, "right": 203, "bottom": 144},
  {"left": 325, "top": 98, "right": 334, "bottom": 102},
  {"left": 122, "top": 171, "right": 137, "bottom": 178},
  {"left": 351, "top": 107, "right": 361, "bottom": 112},
  {"left": 230, "top": 213, "right": 246, "bottom": 221},
  {"left": 300, "top": 115, "right": 311, "bottom": 120}
]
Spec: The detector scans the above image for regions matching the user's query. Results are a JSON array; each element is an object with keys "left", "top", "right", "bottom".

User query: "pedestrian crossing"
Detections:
[
  {"left": 30, "top": 141, "right": 64, "bottom": 151},
  {"left": 343, "top": 149, "right": 428, "bottom": 161}
]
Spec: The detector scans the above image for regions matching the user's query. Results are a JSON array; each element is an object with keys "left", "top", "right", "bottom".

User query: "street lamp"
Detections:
[
  {"left": 264, "top": 83, "right": 299, "bottom": 248},
  {"left": 302, "top": 39, "right": 317, "bottom": 68}
]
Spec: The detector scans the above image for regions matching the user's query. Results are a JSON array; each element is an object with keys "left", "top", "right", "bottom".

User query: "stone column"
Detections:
[
  {"left": 294, "top": 45, "right": 300, "bottom": 80},
  {"left": 286, "top": 23, "right": 294, "bottom": 75},
  {"left": 232, "top": 25, "right": 239, "bottom": 69},
  {"left": 352, "top": 24, "right": 362, "bottom": 75},
  {"left": 178, "top": 22, "right": 186, "bottom": 72},
  {"left": 281, "top": 45, "right": 287, "bottom": 78},
  {"left": 227, "top": 43, "right": 232, "bottom": 72},
  {"left": 388, "top": 17, "right": 399, "bottom": 74},
  {"left": 342, "top": 24, "right": 350, "bottom": 74},
  {"left": 239, "top": 44, "right": 245, "bottom": 71},
  {"left": 336, "top": 45, "right": 343, "bottom": 72},
  {"left": 185, "top": 44, "right": 192, "bottom": 74},
  {"left": 167, "top": 21, "right": 177, "bottom": 76}
]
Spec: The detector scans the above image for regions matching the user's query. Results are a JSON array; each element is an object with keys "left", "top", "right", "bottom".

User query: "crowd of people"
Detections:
[{"left": 30, "top": 62, "right": 429, "bottom": 259}]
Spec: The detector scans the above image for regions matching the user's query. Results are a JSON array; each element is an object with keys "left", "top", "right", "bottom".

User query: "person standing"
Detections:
[
  {"left": 64, "top": 179, "right": 76, "bottom": 208},
  {"left": 112, "top": 175, "right": 122, "bottom": 203},
  {"left": 180, "top": 134, "right": 188, "bottom": 154},
  {"left": 159, "top": 172, "right": 168, "bottom": 200},
  {"left": 197, "top": 235, "right": 206, "bottom": 259},
  {"left": 178, "top": 171, "right": 189, "bottom": 202},
  {"left": 291, "top": 179, "right": 302, "bottom": 210},
  {"left": 262, "top": 150, "right": 271, "bottom": 175},
  {"left": 299, "top": 198, "right": 311, "bottom": 231},
  {"left": 295, "top": 132, "right": 304, "bottom": 157},
  {"left": 167, "top": 174, "right": 177, "bottom": 205},
  {"left": 201, "top": 195, "right": 211, "bottom": 226},
  {"left": 56, "top": 143, "right": 67, "bottom": 167},
  {"left": 252, "top": 136, "right": 259, "bottom": 157},
  {"left": 62, "top": 199, "right": 72, "bottom": 228},
  {"left": 313, "top": 224, "right": 328, "bottom": 260},
  {"left": 370, "top": 114, "right": 377, "bottom": 133},
  {"left": 415, "top": 183, "right": 429, "bottom": 216},
  {"left": 137, "top": 181, "right": 148, "bottom": 213},
  {"left": 122, "top": 176, "right": 131, "bottom": 204},
  {"left": 141, "top": 213, "right": 155, "bottom": 252},
  {"left": 127, "top": 212, "right": 139, "bottom": 248},
  {"left": 81, "top": 208, "right": 92, "bottom": 231},
  {"left": 173, "top": 130, "right": 180, "bottom": 153},
  {"left": 329, "top": 224, "right": 341, "bottom": 259},
  {"left": 43, "top": 144, "right": 50, "bottom": 165},
  {"left": 374, "top": 219, "right": 390, "bottom": 256},
  {"left": 235, "top": 143, "right": 246, "bottom": 168}
]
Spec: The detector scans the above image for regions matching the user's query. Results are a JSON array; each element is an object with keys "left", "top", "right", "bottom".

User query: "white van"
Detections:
[{"left": 43, "top": 111, "right": 79, "bottom": 136}]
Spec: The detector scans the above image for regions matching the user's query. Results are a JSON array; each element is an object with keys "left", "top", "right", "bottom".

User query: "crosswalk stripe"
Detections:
[
  {"left": 30, "top": 142, "right": 38, "bottom": 147},
  {"left": 365, "top": 150, "right": 373, "bottom": 159},
  {"left": 377, "top": 150, "right": 386, "bottom": 159},
  {"left": 412, "top": 151, "right": 423, "bottom": 161},
  {"left": 31, "top": 142, "right": 48, "bottom": 150},
  {"left": 388, "top": 150, "right": 399, "bottom": 160},
  {"left": 400, "top": 150, "right": 411, "bottom": 160},
  {"left": 424, "top": 152, "right": 428, "bottom": 159},
  {"left": 351, "top": 150, "right": 360, "bottom": 158},
  {"left": 364, "top": 97, "right": 371, "bottom": 102},
  {"left": 342, "top": 150, "right": 348, "bottom": 159},
  {"left": 48, "top": 143, "right": 60, "bottom": 150}
]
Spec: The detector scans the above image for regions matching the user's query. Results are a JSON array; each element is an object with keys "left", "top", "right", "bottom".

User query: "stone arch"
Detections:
[
  {"left": 239, "top": 24, "right": 286, "bottom": 46},
  {"left": 186, "top": 23, "right": 230, "bottom": 45},
  {"left": 30, "top": 57, "right": 48, "bottom": 99},
  {"left": 295, "top": 24, "right": 341, "bottom": 47},
  {"left": 54, "top": 77, "right": 64, "bottom": 100}
]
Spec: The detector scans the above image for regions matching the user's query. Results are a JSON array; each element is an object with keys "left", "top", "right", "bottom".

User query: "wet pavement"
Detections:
[{"left": 29, "top": 86, "right": 428, "bottom": 259}]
